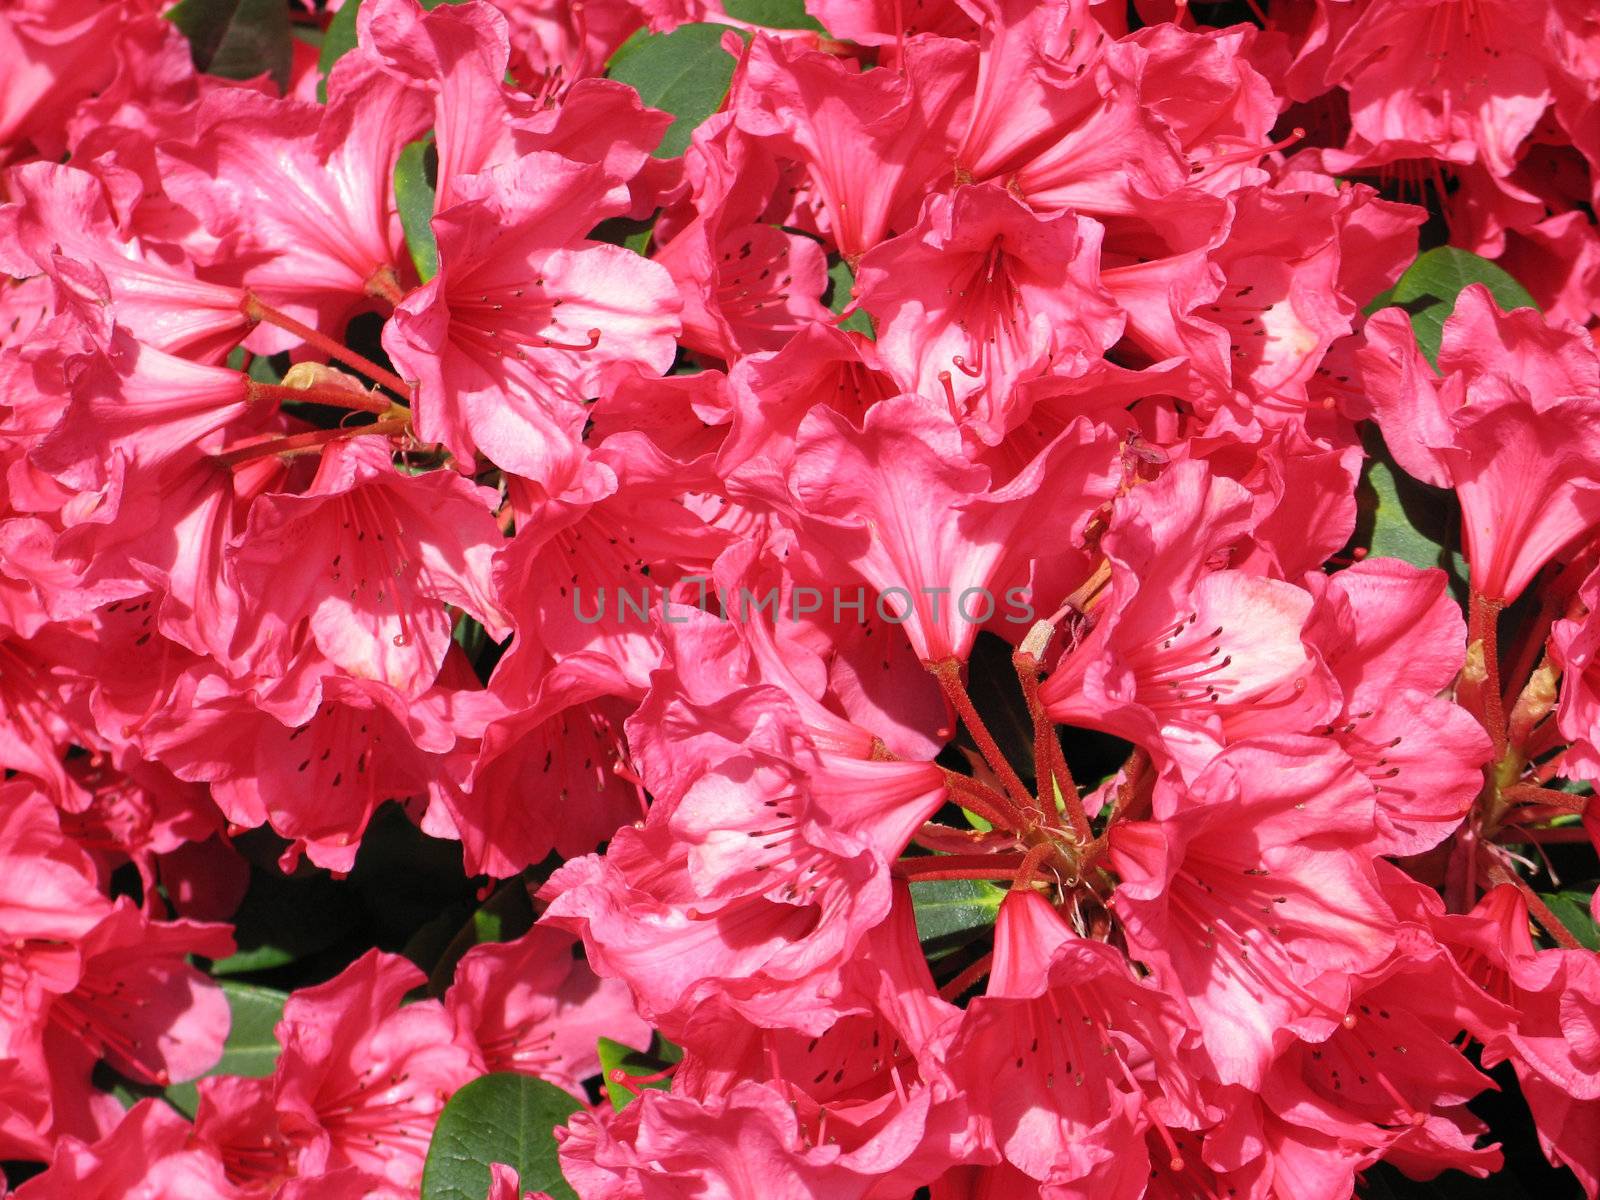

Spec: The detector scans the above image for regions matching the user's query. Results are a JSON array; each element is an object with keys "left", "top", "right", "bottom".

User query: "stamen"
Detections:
[
  {"left": 1191, "top": 127, "right": 1306, "bottom": 169},
  {"left": 938, "top": 370, "right": 961, "bottom": 419},
  {"left": 928, "top": 658, "right": 1035, "bottom": 813},
  {"left": 541, "top": 327, "right": 603, "bottom": 352}
]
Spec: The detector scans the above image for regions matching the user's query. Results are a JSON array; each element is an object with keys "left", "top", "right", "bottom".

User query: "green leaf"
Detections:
[
  {"left": 164, "top": 981, "right": 288, "bottom": 1116},
  {"left": 624, "top": 224, "right": 654, "bottom": 256},
  {"left": 1370, "top": 247, "right": 1538, "bottom": 366},
  {"left": 395, "top": 138, "right": 439, "bottom": 283},
  {"left": 317, "top": 0, "right": 364, "bottom": 102},
  {"left": 722, "top": 0, "right": 827, "bottom": 31},
  {"left": 167, "top": 0, "right": 292, "bottom": 91},
  {"left": 598, "top": 1035, "right": 680, "bottom": 1109},
  {"left": 590, "top": 212, "right": 658, "bottom": 257},
  {"left": 422, "top": 1073, "right": 583, "bottom": 1200},
  {"left": 1363, "top": 283, "right": 1396, "bottom": 315},
  {"left": 911, "top": 878, "right": 1004, "bottom": 959},
  {"left": 1540, "top": 891, "right": 1599, "bottom": 951},
  {"left": 1350, "top": 428, "right": 1466, "bottom": 596},
  {"left": 825, "top": 257, "right": 875, "bottom": 339},
  {"left": 246, "top": 350, "right": 290, "bottom": 387},
  {"left": 452, "top": 611, "right": 489, "bottom": 659},
  {"left": 1358, "top": 455, "right": 1465, "bottom": 578},
  {"left": 606, "top": 24, "right": 745, "bottom": 159}
]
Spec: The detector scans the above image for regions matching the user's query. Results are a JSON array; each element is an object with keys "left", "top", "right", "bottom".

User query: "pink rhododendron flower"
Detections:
[
  {"left": 384, "top": 150, "right": 681, "bottom": 481},
  {"left": 945, "top": 889, "right": 1203, "bottom": 1189},
  {"left": 1363, "top": 283, "right": 1600, "bottom": 604},
  {"left": 271, "top": 951, "right": 477, "bottom": 1189},
  {"left": 447, "top": 924, "right": 650, "bottom": 1098},
  {"left": 13, "top": 1100, "right": 238, "bottom": 1200},
  {"left": 854, "top": 183, "right": 1122, "bottom": 436},
  {"left": 733, "top": 32, "right": 975, "bottom": 262},
  {"left": 228, "top": 436, "right": 507, "bottom": 698},
  {"left": 1040, "top": 461, "right": 1329, "bottom": 777},
  {"left": 557, "top": 1079, "right": 895, "bottom": 1199},
  {"left": 155, "top": 55, "right": 432, "bottom": 324},
  {"left": 788, "top": 396, "right": 1117, "bottom": 664},
  {"left": 0, "top": 784, "right": 232, "bottom": 1156},
  {"left": 4, "top": 0, "right": 1600, "bottom": 1194},
  {"left": 1111, "top": 739, "right": 1396, "bottom": 1086}
]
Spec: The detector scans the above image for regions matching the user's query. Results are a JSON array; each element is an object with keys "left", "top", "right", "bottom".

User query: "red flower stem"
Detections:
[
  {"left": 241, "top": 293, "right": 412, "bottom": 397},
  {"left": 1108, "top": 747, "right": 1152, "bottom": 826},
  {"left": 941, "top": 770, "right": 1026, "bottom": 833},
  {"left": 1498, "top": 825, "right": 1594, "bottom": 844},
  {"left": 1498, "top": 783, "right": 1589, "bottom": 813},
  {"left": 365, "top": 263, "right": 404, "bottom": 306},
  {"left": 1014, "top": 639, "right": 1089, "bottom": 841},
  {"left": 891, "top": 853, "right": 1026, "bottom": 882},
  {"left": 928, "top": 657, "right": 1035, "bottom": 813},
  {"left": 1010, "top": 841, "right": 1057, "bottom": 892},
  {"left": 605, "top": 1062, "right": 677, "bottom": 1099},
  {"left": 1444, "top": 828, "right": 1476, "bottom": 913},
  {"left": 1485, "top": 862, "right": 1582, "bottom": 950},
  {"left": 911, "top": 822, "right": 1015, "bottom": 852},
  {"left": 1533, "top": 752, "right": 1569, "bottom": 784},
  {"left": 937, "top": 952, "right": 994, "bottom": 1002},
  {"left": 213, "top": 417, "right": 409, "bottom": 468},
  {"left": 245, "top": 381, "right": 397, "bottom": 415},
  {"left": 1467, "top": 590, "right": 1508, "bottom": 756}
]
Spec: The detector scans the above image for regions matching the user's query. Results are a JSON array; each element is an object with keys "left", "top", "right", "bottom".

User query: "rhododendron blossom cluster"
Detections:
[{"left": 2, "top": 0, "right": 1599, "bottom": 1196}]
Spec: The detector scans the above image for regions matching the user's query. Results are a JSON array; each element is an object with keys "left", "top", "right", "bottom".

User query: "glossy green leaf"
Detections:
[
  {"left": 421, "top": 1073, "right": 583, "bottom": 1200},
  {"left": 911, "top": 877, "right": 1004, "bottom": 959},
  {"left": 246, "top": 350, "right": 290, "bottom": 386},
  {"left": 598, "top": 1035, "right": 680, "bottom": 1109},
  {"left": 607, "top": 24, "right": 744, "bottom": 159},
  {"left": 722, "top": 0, "right": 827, "bottom": 31},
  {"left": 167, "top": 0, "right": 292, "bottom": 90},
  {"left": 210, "top": 981, "right": 289, "bottom": 1078},
  {"left": 395, "top": 138, "right": 440, "bottom": 283},
  {"left": 164, "top": 981, "right": 288, "bottom": 1116},
  {"left": 1371, "top": 247, "right": 1538, "bottom": 366},
  {"left": 826, "top": 257, "right": 875, "bottom": 339},
  {"left": 1358, "top": 456, "right": 1464, "bottom": 577},
  {"left": 591, "top": 212, "right": 658, "bottom": 257},
  {"left": 1540, "top": 891, "right": 1599, "bottom": 951},
  {"left": 317, "top": 0, "right": 364, "bottom": 101},
  {"left": 1351, "top": 429, "right": 1467, "bottom": 596}
]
